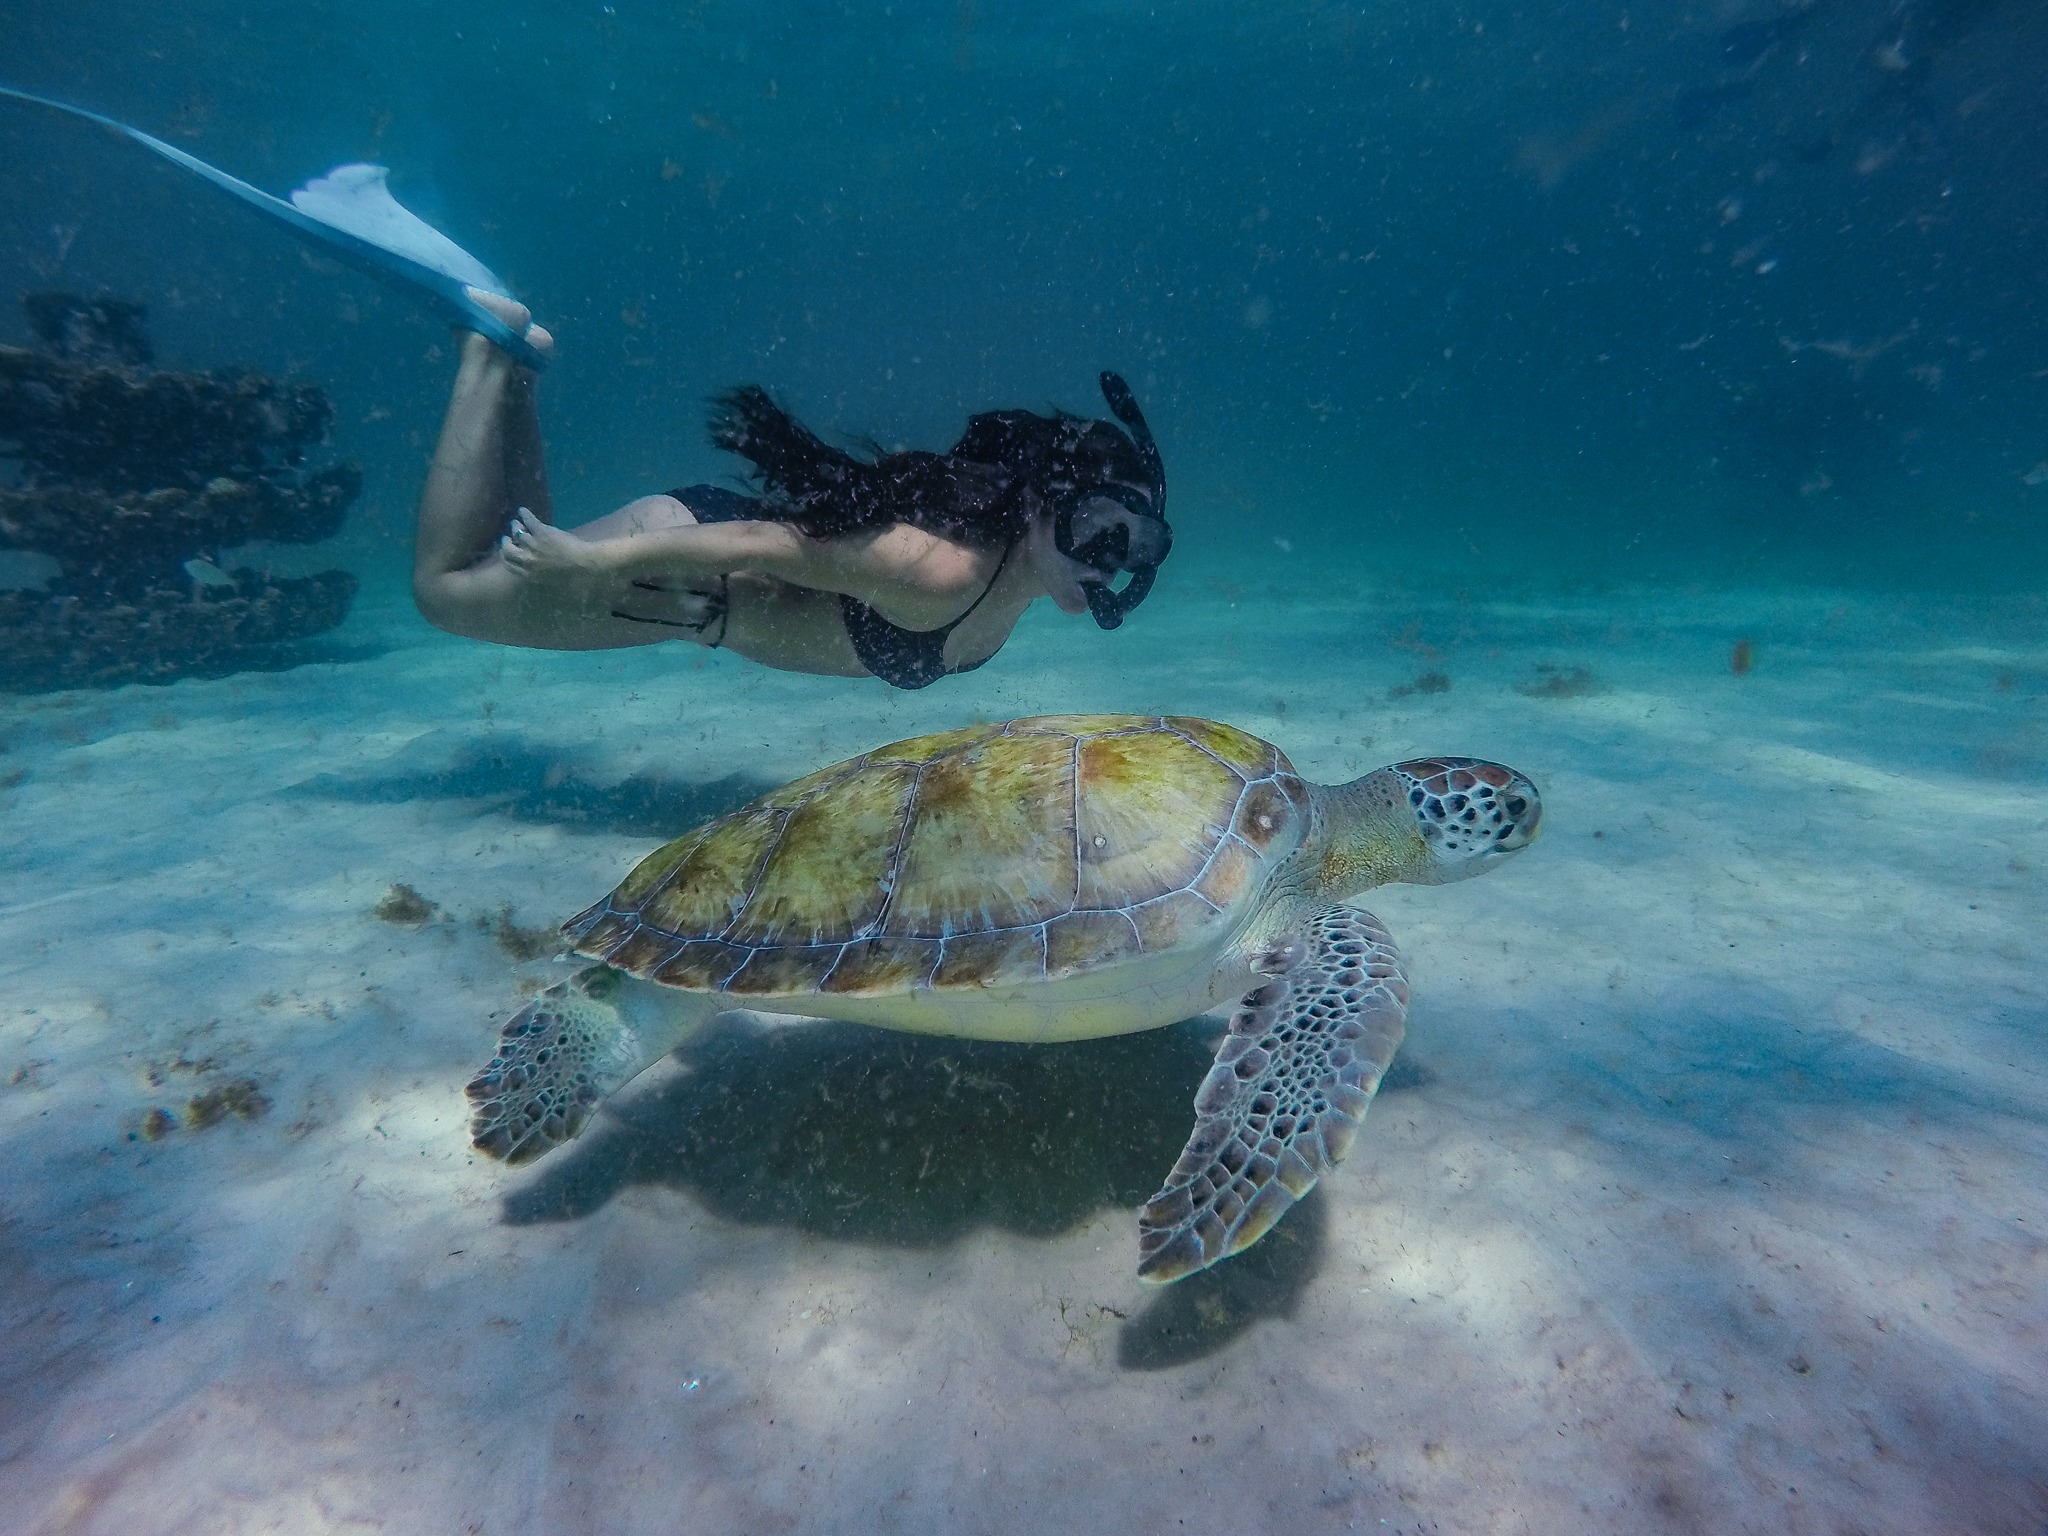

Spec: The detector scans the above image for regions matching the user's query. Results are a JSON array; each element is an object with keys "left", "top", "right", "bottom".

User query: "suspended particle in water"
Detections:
[{"left": 1730, "top": 639, "right": 1754, "bottom": 675}]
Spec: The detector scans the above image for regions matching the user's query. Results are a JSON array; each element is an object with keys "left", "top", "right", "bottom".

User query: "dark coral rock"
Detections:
[
  {"left": 0, "top": 569, "right": 359, "bottom": 689},
  {"left": 0, "top": 293, "right": 361, "bottom": 688},
  {"left": 0, "top": 467, "right": 360, "bottom": 601},
  {"left": 0, "top": 341, "right": 334, "bottom": 490},
  {"left": 24, "top": 293, "right": 155, "bottom": 367}
]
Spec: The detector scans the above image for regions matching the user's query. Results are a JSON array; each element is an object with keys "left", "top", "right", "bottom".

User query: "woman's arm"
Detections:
[
  {"left": 501, "top": 509, "right": 806, "bottom": 586},
  {"left": 502, "top": 509, "right": 997, "bottom": 631}
]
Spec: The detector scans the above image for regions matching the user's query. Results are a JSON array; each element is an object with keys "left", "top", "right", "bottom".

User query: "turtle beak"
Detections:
[{"left": 1391, "top": 758, "right": 1543, "bottom": 881}]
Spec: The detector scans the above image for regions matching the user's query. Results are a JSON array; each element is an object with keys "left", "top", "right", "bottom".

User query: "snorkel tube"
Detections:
[{"left": 1055, "top": 372, "right": 1172, "bottom": 630}]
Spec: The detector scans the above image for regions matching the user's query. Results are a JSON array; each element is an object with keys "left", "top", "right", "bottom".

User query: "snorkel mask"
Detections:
[{"left": 1052, "top": 372, "right": 1172, "bottom": 630}]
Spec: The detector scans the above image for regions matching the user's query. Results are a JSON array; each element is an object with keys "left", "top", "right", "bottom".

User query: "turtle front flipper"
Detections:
[
  {"left": 1137, "top": 907, "right": 1410, "bottom": 1283},
  {"left": 466, "top": 965, "right": 708, "bottom": 1166}
]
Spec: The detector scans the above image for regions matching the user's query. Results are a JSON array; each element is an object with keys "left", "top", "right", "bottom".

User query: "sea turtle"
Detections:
[{"left": 466, "top": 714, "right": 1541, "bottom": 1281}]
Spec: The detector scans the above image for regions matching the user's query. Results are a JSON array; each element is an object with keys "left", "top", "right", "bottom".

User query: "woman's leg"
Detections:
[
  {"left": 412, "top": 299, "right": 675, "bottom": 649},
  {"left": 413, "top": 307, "right": 566, "bottom": 641},
  {"left": 498, "top": 366, "right": 553, "bottom": 532},
  {"left": 407, "top": 294, "right": 865, "bottom": 669}
]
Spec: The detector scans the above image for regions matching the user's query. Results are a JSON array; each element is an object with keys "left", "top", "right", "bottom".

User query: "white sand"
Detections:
[{"left": 3, "top": 566, "right": 2044, "bottom": 1534}]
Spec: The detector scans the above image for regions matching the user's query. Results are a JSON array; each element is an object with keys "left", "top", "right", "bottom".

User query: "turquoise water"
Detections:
[{"left": 3, "top": 5, "right": 2047, "bottom": 1532}]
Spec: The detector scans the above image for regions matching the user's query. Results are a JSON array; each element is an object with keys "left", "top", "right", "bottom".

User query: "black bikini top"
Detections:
[
  {"left": 670, "top": 483, "right": 1011, "bottom": 691},
  {"left": 839, "top": 541, "right": 1011, "bottom": 691}
]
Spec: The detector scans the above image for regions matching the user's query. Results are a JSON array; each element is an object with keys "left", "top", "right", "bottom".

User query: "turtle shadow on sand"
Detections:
[
  {"left": 499, "top": 1014, "right": 1432, "bottom": 1368},
  {"left": 502, "top": 1016, "right": 1222, "bottom": 1240},
  {"left": 1114, "top": 1193, "right": 1327, "bottom": 1370},
  {"left": 293, "top": 733, "right": 775, "bottom": 839},
  {"left": 1117, "top": 1057, "right": 1431, "bottom": 1368}
]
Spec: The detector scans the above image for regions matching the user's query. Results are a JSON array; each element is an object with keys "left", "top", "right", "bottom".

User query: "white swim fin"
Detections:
[{"left": 0, "top": 84, "right": 547, "bottom": 370}]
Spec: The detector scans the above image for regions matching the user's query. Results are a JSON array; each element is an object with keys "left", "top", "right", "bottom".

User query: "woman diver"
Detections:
[{"left": 412, "top": 292, "right": 1173, "bottom": 689}]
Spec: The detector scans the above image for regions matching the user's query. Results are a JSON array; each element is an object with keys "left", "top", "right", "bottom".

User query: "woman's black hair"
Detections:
[{"left": 707, "top": 379, "right": 1160, "bottom": 550}]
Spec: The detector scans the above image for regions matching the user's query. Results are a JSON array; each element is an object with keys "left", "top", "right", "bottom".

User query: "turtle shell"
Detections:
[{"left": 563, "top": 715, "right": 1310, "bottom": 999}]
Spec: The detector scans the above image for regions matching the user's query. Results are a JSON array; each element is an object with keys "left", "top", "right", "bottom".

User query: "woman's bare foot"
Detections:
[{"left": 465, "top": 286, "right": 555, "bottom": 362}]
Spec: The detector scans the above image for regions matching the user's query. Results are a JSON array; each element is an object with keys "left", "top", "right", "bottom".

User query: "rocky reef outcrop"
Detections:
[{"left": 0, "top": 293, "right": 361, "bottom": 688}]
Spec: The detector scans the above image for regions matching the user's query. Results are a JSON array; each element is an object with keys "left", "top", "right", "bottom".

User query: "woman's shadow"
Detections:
[{"left": 495, "top": 1015, "right": 1423, "bottom": 1368}]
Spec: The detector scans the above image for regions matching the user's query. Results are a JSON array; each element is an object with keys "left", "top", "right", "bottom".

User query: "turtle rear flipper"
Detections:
[
  {"left": 466, "top": 966, "right": 708, "bottom": 1165},
  {"left": 1137, "top": 908, "right": 1410, "bottom": 1283}
]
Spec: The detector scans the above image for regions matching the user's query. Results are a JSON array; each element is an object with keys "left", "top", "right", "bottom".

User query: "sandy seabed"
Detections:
[{"left": 2, "top": 564, "right": 2044, "bottom": 1535}]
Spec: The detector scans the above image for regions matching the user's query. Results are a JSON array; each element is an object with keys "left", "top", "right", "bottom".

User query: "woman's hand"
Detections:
[{"left": 500, "top": 508, "right": 612, "bottom": 590}]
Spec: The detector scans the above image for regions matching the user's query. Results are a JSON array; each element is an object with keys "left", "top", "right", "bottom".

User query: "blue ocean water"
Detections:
[
  {"left": 3, "top": 4, "right": 2046, "bottom": 1532},
  {"left": 8, "top": 0, "right": 2046, "bottom": 593}
]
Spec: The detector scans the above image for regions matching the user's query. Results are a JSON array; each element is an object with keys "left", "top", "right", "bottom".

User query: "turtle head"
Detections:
[
  {"left": 1317, "top": 757, "right": 1541, "bottom": 893},
  {"left": 1387, "top": 757, "right": 1541, "bottom": 882}
]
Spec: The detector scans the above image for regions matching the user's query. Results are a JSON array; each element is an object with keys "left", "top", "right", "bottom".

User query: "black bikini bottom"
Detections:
[{"left": 668, "top": 483, "right": 760, "bottom": 524}]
